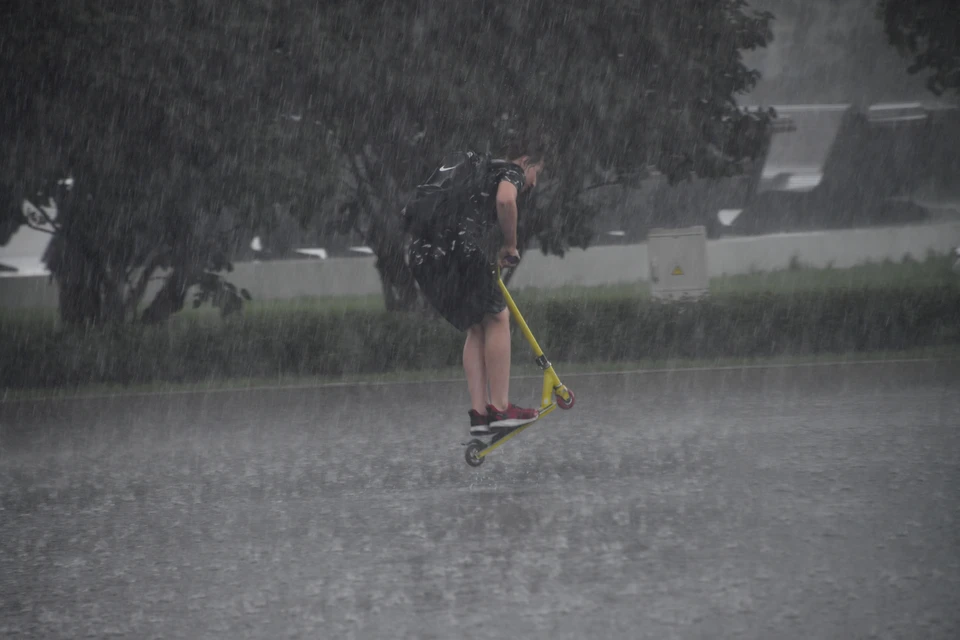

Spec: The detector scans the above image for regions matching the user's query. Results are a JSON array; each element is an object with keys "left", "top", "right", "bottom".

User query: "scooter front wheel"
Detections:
[{"left": 556, "top": 388, "right": 575, "bottom": 410}]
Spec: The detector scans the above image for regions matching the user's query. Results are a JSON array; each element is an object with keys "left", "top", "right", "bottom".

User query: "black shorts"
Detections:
[{"left": 410, "top": 240, "right": 506, "bottom": 332}]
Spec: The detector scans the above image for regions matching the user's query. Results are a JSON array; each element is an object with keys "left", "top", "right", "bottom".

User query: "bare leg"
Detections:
[
  {"left": 482, "top": 307, "right": 512, "bottom": 410},
  {"left": 463, "top": 324, "right": 487, "bottom": 414}
]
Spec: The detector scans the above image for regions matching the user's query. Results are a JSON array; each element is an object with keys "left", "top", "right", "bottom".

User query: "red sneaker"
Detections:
[{"left": 486, "top": 403, "right": 539, "bottom": 429}]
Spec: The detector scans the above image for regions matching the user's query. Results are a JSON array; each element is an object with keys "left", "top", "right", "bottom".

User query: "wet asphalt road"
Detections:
[{"left": 2, "top": 360, "right": 959, "bottom": 639}]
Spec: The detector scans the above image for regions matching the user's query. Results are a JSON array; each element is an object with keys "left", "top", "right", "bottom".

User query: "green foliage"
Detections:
[
  {"left": 0, "top": 1, "right": 339, "bottom": 325},
  {"left": 2, "top": 284, "right": 957, "bottom": 390},
  {"left": 1, "top": 0, "right": 776, "bottom": 320},
  {"left": 289, "top": 0, "right": 778, "bottom": 306},
  {"left": 878, "top": 0, "right": 960, "bottom": 96}
]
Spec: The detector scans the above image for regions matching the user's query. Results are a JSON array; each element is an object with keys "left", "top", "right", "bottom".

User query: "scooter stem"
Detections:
[{"left": 497, "top": 267, "right": 546, "bottom": 361}]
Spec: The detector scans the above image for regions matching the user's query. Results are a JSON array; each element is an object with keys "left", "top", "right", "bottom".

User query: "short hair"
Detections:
[{"left": 503, "top": 128, "right": 553, "bottom": 165}]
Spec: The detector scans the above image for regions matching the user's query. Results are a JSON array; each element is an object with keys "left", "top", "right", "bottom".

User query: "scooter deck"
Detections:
[
  {"left": 463, "top": 402, "right": 561, "bottom": 466},
  {"left": 476, "top": 402, "right": 558, "bottom": 457}
]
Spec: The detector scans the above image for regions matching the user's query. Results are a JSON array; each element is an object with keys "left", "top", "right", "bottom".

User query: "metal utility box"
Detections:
[{"left": 648, "top": 226, "right": 708, "bottom": 300}]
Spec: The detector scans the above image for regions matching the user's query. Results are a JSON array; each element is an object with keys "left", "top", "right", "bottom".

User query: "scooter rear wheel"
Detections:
[{"left": 464, "top": 440, "right": 485, "bottom": 467}]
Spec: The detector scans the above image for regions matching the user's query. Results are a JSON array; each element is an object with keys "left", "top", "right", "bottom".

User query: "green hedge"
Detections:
[{"left": 2, "top": 285, "right": 958, "bottom": 390}]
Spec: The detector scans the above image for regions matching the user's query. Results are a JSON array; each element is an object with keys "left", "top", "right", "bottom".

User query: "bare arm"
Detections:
[{"left": 495, "top": 180, "right": 519, "bottom": 249}]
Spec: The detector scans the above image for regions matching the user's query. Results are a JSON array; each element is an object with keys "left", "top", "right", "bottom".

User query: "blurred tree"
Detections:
[
  {"left": 1, "top": 0, "right": 775, "bottom": 317},
  {"left": 878, "top": 0, "right": 960, "bottom": 96},
  {"left": 0, "top": 1, "right": 338, "bottom": 325},
  {"left": 745, "top": 0, "right": 933, "bottom": 104},
  {"left": 309, "top": 0, "right": 775, "bottom": 308},
  {"left": 0, "top": 182, "right": 20, "bottom": 247}
]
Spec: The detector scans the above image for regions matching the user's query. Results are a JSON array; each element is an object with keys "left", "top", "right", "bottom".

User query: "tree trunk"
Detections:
[
  {"left": 47, "top": 234, "right": 117, "bottom": 327},
  {"left": 56, "top": 275, "right": 103, "bottom": 327},
  {"left": 368, "top": 224, "right": 421, "bottom": 312},
  {"left": 141, "top": 268, "right": 191, "bottom": 324},
  {"left": 347, "top": 155, "right": 424, "bottom": 313}
]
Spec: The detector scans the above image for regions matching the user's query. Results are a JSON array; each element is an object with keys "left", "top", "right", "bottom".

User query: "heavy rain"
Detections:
[{"left": 1, "top": 1, "right": 959, "bottom": 638}]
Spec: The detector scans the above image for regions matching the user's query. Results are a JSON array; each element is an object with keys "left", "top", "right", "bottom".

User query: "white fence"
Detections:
[{"left": 2, "top": 221, "right": 959, "bottom": 310}]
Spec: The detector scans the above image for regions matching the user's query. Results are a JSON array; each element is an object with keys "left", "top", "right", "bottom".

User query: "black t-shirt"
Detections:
[
  {"left": 409, "top": 157, "right": 526, "bottom": 267},
  {"left": 458, "top": 159, "right": 526, "bottom": 240}
]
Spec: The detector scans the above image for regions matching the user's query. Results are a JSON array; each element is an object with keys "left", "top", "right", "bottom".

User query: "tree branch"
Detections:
[
  {"left": 124, "top": 246, "right": 169, "bottom": 316},
  {"left": 23, "top": 220, "right": 57, "bottom": 235},
  {"left": 21, "top": 200, "right": 60, "bottom": 231}
]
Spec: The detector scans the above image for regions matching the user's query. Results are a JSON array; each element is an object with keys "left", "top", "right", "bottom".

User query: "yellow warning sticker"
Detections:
[{"left": 672, "top": 266, "right": 684, "bottom": 276}]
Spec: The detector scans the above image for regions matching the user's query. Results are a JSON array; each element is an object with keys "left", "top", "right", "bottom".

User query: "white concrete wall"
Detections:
[
  {"left": 2, "top": 221, "right": 959, "bottom": 310},
  {"left": 707, "top": 222, "right": 960, "bottom": 275},
  {"left": 211, "top": 258, "right": 384, "bottom": 300},
  {"left": 512, "top": 220, "right": 960, "bottom": 288},
  {"left": 509, "top": 243, "right": 650, "bottom": 289}
]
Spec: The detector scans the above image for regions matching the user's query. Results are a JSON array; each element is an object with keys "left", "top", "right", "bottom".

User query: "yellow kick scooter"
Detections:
[{"left": 463, "top": 256, "right": 575, "bottom": 467}]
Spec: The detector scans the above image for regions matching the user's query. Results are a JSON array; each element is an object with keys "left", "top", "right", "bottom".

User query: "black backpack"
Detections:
[{"left": 400, "top": 150, "right": 491, "bottom": 237}]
